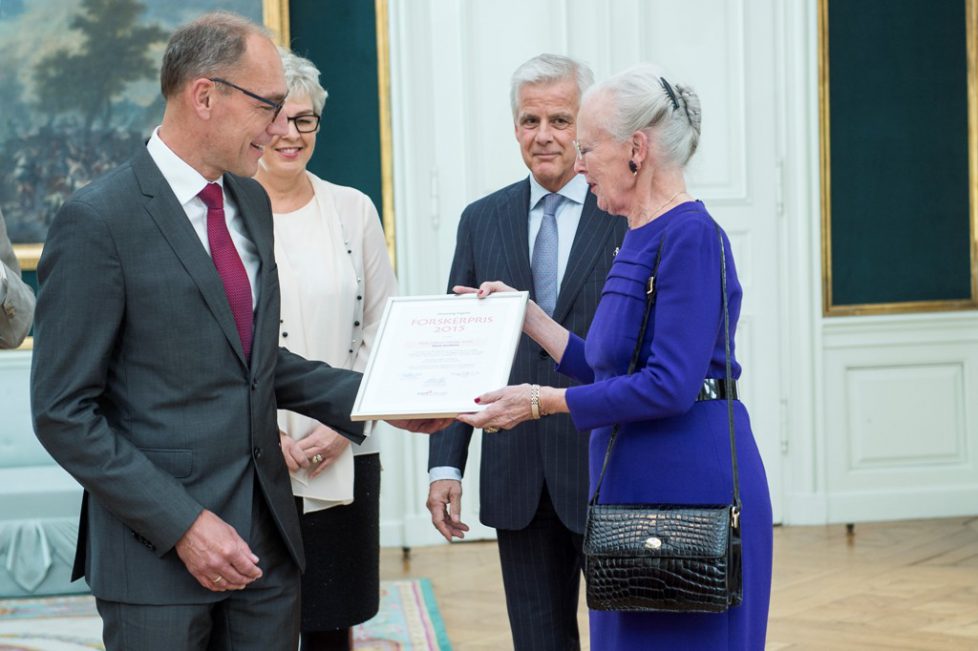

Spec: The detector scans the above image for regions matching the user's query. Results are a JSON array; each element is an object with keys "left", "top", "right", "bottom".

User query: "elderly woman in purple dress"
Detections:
[{"left": 457, "top": 64, "right": 773, "bottom": 650}]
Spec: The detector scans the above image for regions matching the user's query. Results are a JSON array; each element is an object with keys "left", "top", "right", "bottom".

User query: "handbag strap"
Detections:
[
  {"left": 718, "top": 222, "right": 742, "bottom": 520},
  {"left": 590, "top": 221, "right": 742, "bottom": 524},
  {"left": 589, "top": 231, "right": 666, "bottom": 505}
]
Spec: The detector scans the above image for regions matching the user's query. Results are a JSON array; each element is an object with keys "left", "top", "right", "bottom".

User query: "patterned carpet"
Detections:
[{"left": 0, "top": 579, "right": 450, "bottom": 650}]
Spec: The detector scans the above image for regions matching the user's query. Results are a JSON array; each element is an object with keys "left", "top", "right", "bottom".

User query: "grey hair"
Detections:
[
  {"left": 587, "top": 63, "right": 702, "bottom": 167},
  {"left": 509, "top": 53, "right": 594, "bottom": 119},
  {"left": 160, "top": 11, "right": 269, "bottom": 98},
  {"left": 278, "top": 47, "right": 329, "bottom": 115}
]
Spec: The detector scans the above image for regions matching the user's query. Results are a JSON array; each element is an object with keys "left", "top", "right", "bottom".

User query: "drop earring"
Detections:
[{"left": 628, "top": 160, "right": 638, "bottom": 175}]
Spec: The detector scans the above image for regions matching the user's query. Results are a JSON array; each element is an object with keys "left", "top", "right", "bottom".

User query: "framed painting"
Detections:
[
  {"left": 0, "top": 0, "right": 289, "bottom": 272},
  {"left": 819, "top": 0, "right": 977, "bottom": 315}
]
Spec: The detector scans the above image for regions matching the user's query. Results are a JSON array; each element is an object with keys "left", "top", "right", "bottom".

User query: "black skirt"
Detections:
[{"left": 295, "top": 453, "right": 381, "bottom": 631}]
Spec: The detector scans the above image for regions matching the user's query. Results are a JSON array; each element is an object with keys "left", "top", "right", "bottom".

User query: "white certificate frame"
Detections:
[{"left": 351, "top": 292, "right": 528, "bottom": 420}]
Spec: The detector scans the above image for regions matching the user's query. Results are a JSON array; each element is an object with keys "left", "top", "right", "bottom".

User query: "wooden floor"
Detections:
[{"left": 379, "top": 516, "right": 978, "bottom": 650}]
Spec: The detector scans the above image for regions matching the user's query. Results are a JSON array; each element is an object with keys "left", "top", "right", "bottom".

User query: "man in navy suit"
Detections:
[{"left": 427, "top": 54, "right": 626, "bottom": 650}]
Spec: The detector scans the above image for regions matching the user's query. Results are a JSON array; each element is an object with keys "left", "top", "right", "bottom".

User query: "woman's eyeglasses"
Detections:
[{"left": 287, "top": 114, "right": 321, "bottom": 133}]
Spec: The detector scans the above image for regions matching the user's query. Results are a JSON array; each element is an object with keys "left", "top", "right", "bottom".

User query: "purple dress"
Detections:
[{"left": 557, "top": 201, "right": 772, "bottom": 650}]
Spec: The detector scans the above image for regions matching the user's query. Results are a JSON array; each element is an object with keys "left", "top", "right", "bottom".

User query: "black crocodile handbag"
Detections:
[{"left": 583, "top": 222, "right": 744, "bottom": 613}]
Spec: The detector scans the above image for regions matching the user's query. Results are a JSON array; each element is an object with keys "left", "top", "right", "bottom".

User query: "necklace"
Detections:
[{"left": 639, "top": 190, "right": 686, "bottom": 226}]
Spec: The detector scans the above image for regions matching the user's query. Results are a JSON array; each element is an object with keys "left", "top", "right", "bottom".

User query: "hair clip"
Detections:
[{"left": 659, "top": 77, "right": 680, "bottom": 111}]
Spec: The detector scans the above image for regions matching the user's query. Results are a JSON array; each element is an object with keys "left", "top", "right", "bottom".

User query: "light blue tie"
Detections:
[{"left": 532, "top": 193, "right": 562, "bottom": 316}]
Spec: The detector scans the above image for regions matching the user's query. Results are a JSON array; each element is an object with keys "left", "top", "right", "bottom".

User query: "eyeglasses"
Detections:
[
  {"left": 287, "top": 114, "right": 321, "bottom": 133},
  {"left": 572, "top": 140, "right": 592, "bottom": 161},
  {"left": 209, "top": 77, "right": 285, "bottom": 121}
]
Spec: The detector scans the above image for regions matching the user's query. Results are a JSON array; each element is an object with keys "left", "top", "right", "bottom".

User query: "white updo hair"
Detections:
[
  {"left": 587, "top": 64, "right": 702, "bottom": 167},
  {"left": 509, "top": 53, "right": 595, "bottom": 119},
  {"left": 278, "top": 46, "right": 329, "bottom": 115}
]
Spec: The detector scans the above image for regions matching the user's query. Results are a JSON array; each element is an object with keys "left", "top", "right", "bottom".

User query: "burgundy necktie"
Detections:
[{"left": 198, "top": 183, "right": 253, "bottom": 360}]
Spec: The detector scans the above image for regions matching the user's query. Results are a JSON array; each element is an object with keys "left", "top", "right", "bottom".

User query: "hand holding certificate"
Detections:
[{"left": 351, "top": 292, "right": 529, "bottom": 421}]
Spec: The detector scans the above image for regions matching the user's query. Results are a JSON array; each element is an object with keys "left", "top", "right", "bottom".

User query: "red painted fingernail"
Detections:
[{"left": 474, "top": 397, "right": 481, "bottom": 403}]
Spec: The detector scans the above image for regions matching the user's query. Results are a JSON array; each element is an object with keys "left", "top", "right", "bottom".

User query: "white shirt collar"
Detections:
[
  {"left": 146, "top": 127, "right": 224, "bottom": 206},
  {"left": 528, "top": 173, "right": 588, "bottom": 210}
]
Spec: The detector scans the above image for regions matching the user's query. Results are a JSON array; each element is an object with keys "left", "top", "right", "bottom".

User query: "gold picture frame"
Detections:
[
  {"left": 819, "top": 0, "right": 978, "bottom": 316},
  {"left": 263, "top": 0, "right": 290, "bottom": 46},
  {"left": 375, "top": 0, "right": 397, "bottom": 270}
]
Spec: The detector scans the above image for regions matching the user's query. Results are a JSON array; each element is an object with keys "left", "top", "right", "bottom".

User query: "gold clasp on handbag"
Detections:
[
  {"left": 647, "top": 276, "right": 655, "bottom": 295},
  {"left": 731, "top": 506, "right": 741, "bottom": 529},
  {"left": 643, "top": 536, "right": 663, "bottom": 550}
]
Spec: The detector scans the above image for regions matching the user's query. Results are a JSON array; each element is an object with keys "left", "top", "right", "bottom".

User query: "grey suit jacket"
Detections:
[
  {"left": 428, "top": 178, "right": 627, "bottom": 533},
  {"left": 30, "top": 147, "right": 364, "bottom": 604},
  {"left": 0, "top": 208, "right": 35, "bottom": 349}
]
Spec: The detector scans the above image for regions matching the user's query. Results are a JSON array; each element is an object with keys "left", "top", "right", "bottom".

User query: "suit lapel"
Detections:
[
  {"left": 225, "top": 174, "right": 273, "bottom": 270},
  {"left": 497, "top": 180, "right": 534, "bottom": 296},
  {"left": 132, "top": 150, "right": 248, "bottom": 369},
  {"left": 552, "top": 192, "right": 618, "bottom": 324},
  {"left": 225, "top": 174, "right": 275, "bottom": 368}
]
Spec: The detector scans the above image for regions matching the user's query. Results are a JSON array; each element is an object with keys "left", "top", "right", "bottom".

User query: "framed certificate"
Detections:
[{"left": 351, "top": 292, "right": 529, "bottom": 420}]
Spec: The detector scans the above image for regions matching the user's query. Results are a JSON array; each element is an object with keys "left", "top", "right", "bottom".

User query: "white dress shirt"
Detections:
[
  {"left": 146, "top": 128, "right": 260, "bottom": 308},
  {"left": 527, "top": 173, "right": 588, "bottom": 291}
]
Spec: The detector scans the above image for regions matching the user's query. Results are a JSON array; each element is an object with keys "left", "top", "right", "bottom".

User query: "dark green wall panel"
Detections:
[
  {"left": 289, "top": 0, "right": 383, "bottom": 214},
  {"left": 826, "top": 0, "right": 973, "bottom": 309}
]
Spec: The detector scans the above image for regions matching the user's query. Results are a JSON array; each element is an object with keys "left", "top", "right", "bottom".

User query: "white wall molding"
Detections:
[
  {"left": 827, "top": 487, "right": 978, "bottom": 524},
  {"left": 776, "top": 0, "right": 824, "bottom": 524},
  {"left": 824, "top": 312, "right": 978, "bottom": 348},
  {"left": 822, "top": 334, "right": 978, "bottom": 521}
]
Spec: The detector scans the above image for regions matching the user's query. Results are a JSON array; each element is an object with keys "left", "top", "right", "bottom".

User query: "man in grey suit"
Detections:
[
  {"left": 426, "top": 54, "right": 627, "bottom": 650},
  {"left": 0, "top": 208, "right": 35, "bottom": 349},
  {"left": 31, "top": 13, "right": 444, "bottom": 651}
]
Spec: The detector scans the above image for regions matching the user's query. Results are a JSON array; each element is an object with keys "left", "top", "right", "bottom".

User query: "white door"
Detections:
[
  {"left": 676, "top": 0, "right": 785, "bottom": 521},
  {"left": 610, "top": 0, "right": 785, "bottom": 520}
]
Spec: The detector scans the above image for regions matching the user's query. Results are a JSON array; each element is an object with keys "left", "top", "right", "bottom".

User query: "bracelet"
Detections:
[{"left": 530, "top": 384, "right": 541, "bottom": 420}]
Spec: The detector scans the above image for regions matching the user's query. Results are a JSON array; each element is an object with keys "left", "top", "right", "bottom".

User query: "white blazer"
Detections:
[{"left": 274, "top": 172, "right": 398, "bottom": 511}]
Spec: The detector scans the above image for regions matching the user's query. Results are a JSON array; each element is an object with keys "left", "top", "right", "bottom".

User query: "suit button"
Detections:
[
  {"left": 253, "top": 446, "right": 262, "bottom": 459},
  {"left": 251, "top": 379, "right": 258, "bottom": 390},
  {"left": 131, "top": 530, "right": 155, "bottom": 551},
  {"left": 538, "top": 349, "right": 550, "bottom": 360},
  {"left": 354, "top": 321, "right": 360, "bottom": 327}
]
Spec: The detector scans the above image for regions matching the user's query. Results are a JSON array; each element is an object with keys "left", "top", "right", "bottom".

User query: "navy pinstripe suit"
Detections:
[{"left": 429, "top": 176, "right": 626, "bottom": 649}]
